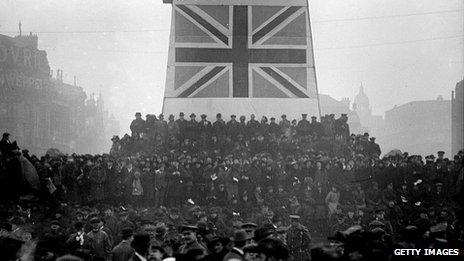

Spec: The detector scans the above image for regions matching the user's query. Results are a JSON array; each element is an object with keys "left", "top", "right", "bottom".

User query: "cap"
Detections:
[
  {"left": 190, "top": 113, "right": 196, "bottom": 118},
  {"left": 231, "top": 229, "right": 250, "bottom": 242},
  {"left": 169, "top": 114, "right": 174, "bottom": 119},
  {"left": 368, "top": 220, "right": 385, "bottom": 229},
  {"left": 231, "top": 115, "right": 236, "bottom": 118},
  {"left": 302, "top": 114, "right": 307, "bottom": 117},
  {"left": 341, "top": 113, "right": 347, "bottom": 117},
  {"left": 240, "top": 115, "right": 246, "bottom": 120},
  {"left": 270, "top": 117, "right": 275, "bottom": 121},
  {"left": 180, "top": 225, "right": 198, "bottom": 233},
  {"left": 311, "top": 116, "right": 317, "bottom": 119},
  {"left": 201, "top": 114, "right": 207, "bottom": 118},
  {"left": 276, "top": 226, "right": 288, "bottom": 234},
  {"left": 437, "top": 151, "right": 445, "bottom": 155},
  {"left": 281, "top": 114, "right": 286, "bottom": 118},
  {"left": 50, "top": 220, "right": 61, "bottom": 226},
  {"left": 135, "top": 112, "right": 141, "bottom": 116},
  {"left": 241, "top": 222, "right": 258, "bottom": 229},
  {"left": 253, "top": 227, "right": 275, "bottom": 241},
  {"left": 90, "top": 217, "right": 101, "bottom": 224}
]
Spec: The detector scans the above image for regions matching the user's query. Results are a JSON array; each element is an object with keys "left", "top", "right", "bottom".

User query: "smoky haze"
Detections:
[{"left": 0, "top": 0, "right": 462, "bottom": 136}]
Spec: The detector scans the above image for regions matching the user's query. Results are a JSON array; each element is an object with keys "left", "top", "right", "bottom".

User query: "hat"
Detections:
[
  {"left": 50, "top": 220, "right": 61, "bottom": 226},
  {"left": 121, "top": 228, "right": 134, "bottom": 238},
  {"left": 2, "top": 133, "right": 9, "bottom": 137},
  {"left": 216, "top": 113, "right": 222, "bottom": 118},
  {"left": 180, "top": 225, "right": 198, "bottom": 233},
  {"left": 240, "top": 115, "right": 246, "bottom": 120},
  {"left": 341, "top": 113, "right": 347, "bottom": 117},
  {"left": 281, "top": 114, "right": 286, "bottom": 118},
  {"left": 90, "top": 217, "right": 101, "bottom": 224},
  {"left": 368, "top": 220, "right": 385, "bottom": 229},
  {"left": 190, "top": 113, "right": 196, "bottom": 118},
  {"left": 270, "top": 117, "right": 275, "bottom": 121},
  {"left": 276, "top": 226, "right": 288, "bottom": 234},
  {"left": 231, "top": 229, "right": 250, "bottom": 242},
  {"left": 241, "top": 222, "right": 258, "bottom": 230},
  {"left": 179, "top": 112, "right": 185, "bottom": 116},
  {"left": 437, "top": 151, "right": 445, "bottom": 155},
  {"left": 201, "top": 114, "right": 207, "bottom": 118},
  {"left": 135, "top": 112, "right": 141, "bottom": 116},
  {"left": 370, "top": 137, "right": 376, "bottom": 140},
  {"left": 169, "top": 114, "right": 174, "bottom": 119},
  {"left": 302, "top": 114, "right": 307, "bottom": 117},
  {"left": 231, "top": 115, "right": 236, "bottom": 118},
  {"left": 254, "top": 227, "right": 275, "bottom": 241}
]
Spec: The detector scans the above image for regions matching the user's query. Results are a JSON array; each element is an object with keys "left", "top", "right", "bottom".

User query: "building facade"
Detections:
[
  {"left": 0, "top": 33, "right": 117, "bottom": 155},
  {"left": 380, "top": 96, "right": 451, "bottom": 156},
  {"left": 452, "top": 79, "right": 463, "bottom": 155}
]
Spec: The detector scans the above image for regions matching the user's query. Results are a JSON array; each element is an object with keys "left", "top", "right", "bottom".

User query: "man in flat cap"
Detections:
[
  {"left": 268, "top": 117, "right": 280, "bottom": 136},
  {"left": 0, "top": 132, "right": 12, "bottom": 155},
  {"left": 368, "top": 137, "right": 381, "bottom": 158},
  {"left": 130, "top": 112, "right": 146, "bottom": 138},
  {"left": 241, "top": 222, "right": 258, "bottom": 239},
  {"left": 224, "top": 229, "right": 250, "bottom": 261},
  {"left": 199, "top": 114, "right": 212, "bottom": 139},
  {"left": 186, "top": 113, "right": 200, "bottom": 141},
  {"left": 167, "top": 114, "right": 179, "bottom": 139},
  {"left": 287, "top": 215, "right": 311, "bottom": 261},
  {"left": 175, "top": 112, "right": 188, "bottom": 141},
  {"left": 335, "top": 113, "right": 350, "bottom": 141},
  {"left": 111, "top": 227, "right": 134, "bottom": 261},
  {"left": 227, "top": 114, "right": 240, "bottom": 140},
  {"left": 178, "top": 225, "right": 206, "bottom": 255},
  {"left": 87, "top": 217, "right": 112, "bottom": 260},
  {"left": 297, "top": 114, "right": 310, "bottom": 137},
  {"left": 247, "top": 114, "right": 260, "bottom": 136},
  {"left": 238, "top": 115, "right": 247, "bottom": 137},
  {"left": 279, "top": 114, "right": 291, "bottom": 137},
  {"left": 211, "top": 113, "right": 225, "bottom": 140},
  {"left": 310, "top": 116, "right": 322, "bottom": 138}
]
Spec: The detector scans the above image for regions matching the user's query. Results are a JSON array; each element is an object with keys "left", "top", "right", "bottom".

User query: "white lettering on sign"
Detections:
[{"left": 393, "top": 249, "right": 421, "bottom": 255}]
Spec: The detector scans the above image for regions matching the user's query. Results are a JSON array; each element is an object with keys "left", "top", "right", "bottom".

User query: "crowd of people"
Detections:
[{"left": 0, "top": 111, "right": 463, "bottom": 261}]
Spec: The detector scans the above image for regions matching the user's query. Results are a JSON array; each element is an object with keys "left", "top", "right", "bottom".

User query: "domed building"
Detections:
[{"left": 352, "top": 83, "right": 384, "bottom": 136}]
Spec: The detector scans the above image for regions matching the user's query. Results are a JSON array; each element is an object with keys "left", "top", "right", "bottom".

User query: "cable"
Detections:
[
  {"left": 0, "top": 9, "right": 462, "bottom": 34},
  {"left": 314, "top": 9, "right": 464, "bottom": 23},
  {"left": 0, "top": 29, "right": 169, "bottom": 34},
  {"left": 316, "top": 35, "right": 463, "bottom": 50}
]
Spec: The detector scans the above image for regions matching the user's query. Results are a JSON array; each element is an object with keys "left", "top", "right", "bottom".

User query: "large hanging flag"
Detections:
[{"left": 163, "top": 0, "right": 320, "bottom": 118}]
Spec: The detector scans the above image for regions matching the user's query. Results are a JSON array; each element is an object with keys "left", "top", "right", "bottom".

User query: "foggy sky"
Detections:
[{"left": 0, "top": 0, "right": 463, "bottom": 135}]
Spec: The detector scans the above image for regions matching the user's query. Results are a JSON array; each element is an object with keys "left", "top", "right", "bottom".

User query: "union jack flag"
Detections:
[{"left": 165, "top": 2, "right": 317, "bottom": 98}]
